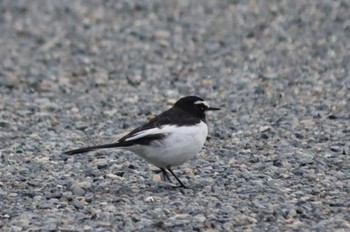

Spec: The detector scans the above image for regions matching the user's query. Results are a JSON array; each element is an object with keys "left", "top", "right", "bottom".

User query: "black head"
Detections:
[{"left": 173, "top": 96, "right": 220, "bottom": 120}]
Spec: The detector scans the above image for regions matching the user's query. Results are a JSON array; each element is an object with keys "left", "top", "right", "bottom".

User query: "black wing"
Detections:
[
  {"left": 64, "top": 106, "right": 200, "bottom": 154},
  {"left": 117, "top": 106, "right": 201, "bottom": 146}
]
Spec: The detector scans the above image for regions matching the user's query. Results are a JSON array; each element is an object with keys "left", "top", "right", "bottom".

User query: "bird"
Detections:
[{"left": 63, "top": 96, "right": 220, "bottom": 188}]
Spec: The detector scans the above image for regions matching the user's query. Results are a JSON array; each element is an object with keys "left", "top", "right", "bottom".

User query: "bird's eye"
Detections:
[{"left": 199, "top": 104, "right": 206, "bottom": 110}]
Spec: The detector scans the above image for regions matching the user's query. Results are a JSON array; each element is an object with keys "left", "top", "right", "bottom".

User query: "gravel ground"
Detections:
[{"left": 1, "top": 0, "right": 349, "bottom": 231}]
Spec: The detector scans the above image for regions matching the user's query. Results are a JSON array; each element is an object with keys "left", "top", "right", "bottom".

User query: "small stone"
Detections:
[
  {"left": 103, "top": 109, "right": 118, "bottom": 116},
  {"left": 106, "top": 173, "right": 123, "bottom": 180},
  {"left": 171, "top": 214, "right": 190, "bottom": 220},
  {"left": 0, "top": 73, "right": 19, "bottom": 88},
  {"left": 74, "top": 122, "right": 89, "bottom": 130},
  {"left": 0, "top": 120, "right": 10, "bottom": 127},
  {"left": 72, "top": 186, "right": 86, "bottom": 196},
  {"left": 286, "top": 219, "right": 303, "bottom": 229},
  {"left": 48, "top": 192, "right": 62, "bottom": 199},
  {"left": 104, "top": 204, "right": 116, "bottom": 212},
  {"left": 287, "top": 209, "right": 297, "bottom": 218},
  {"left": 38, "top": 202, "right": 54, "bottom": 209},
  {"left": 78, "top": 181, "right": 92, "bottom": 189},
  {"left": 295, "top": 152, "right": 314, "bottom": 165},
  {"left": 94, "top": 69, "right": 109, "bottom": 85},
  {"left": 126, "top": 71, "right": 142, "bottom": 86},
  {"left": 154, "top": 30, "right": 170, "bottom": 39},
  {"left": 328, "top": 114, "right": 337, "bottom": 120},
  {"left": 343, "top": 146, "right": 350, "bottom": 155},
  {"left": 330, "top": 146, "right": 341, "bottom": 152},
  {"left": 260, "top": 126, "right": 271, "bottom": 132},
  {"left": 261, "top": 133, "right": 269, "bottom": 139},
  {"left": 144, "top": 196, "right": 155, "bottom": 202},
  {"left": 152, "top": 221, "right": 166, "bottom": 229},
  {"left": 48, "top": 198, "right": 60, "bottom": 205},
  {"left": 184, "top": 168, "right": 195, "bottom": 176},
  {"left": 83, "top": 225, "right": 93, "bottom": 231},
  {"left": 153, "top": 174, "right": 162, "bottom": 182},
  {"left": 62, "top": 191, "right": 73, "bottom": 200},
  {"left": 35, "top": 80, "right": 56, "bottom": 92},
  {"left": 96, "top": 160, "right": 108, "bottom": 169},
  {"left": 295, "top": 133, "right": 304, "bottom": 139},
  {"left": 273, "top": 159, "right": 283, "bottom": 167},
  {"left": 37, "top": 156, "right": 50, "bottom": 163},
  {"left": 71, "top": 199, "right": 84, "bottom": 210},
  {"left": 57, "top": 202, "right": 68, "bottom": 209},
  {"left": 292, "top": 168, "right": 304, "bottom": 176},
  {"left": 33, "top": 195, "right": 42, "bottom": 201},
  {"left": 194, "top": 214, "right": 206, "bottom": 223},
  {"left": 85, "top": 193, "right": 94, "bottom": 203}
]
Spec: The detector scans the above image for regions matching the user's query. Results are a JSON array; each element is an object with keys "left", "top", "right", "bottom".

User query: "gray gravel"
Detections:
[{"left": 1, "top": 0, "right": 349, "bottom": 231}]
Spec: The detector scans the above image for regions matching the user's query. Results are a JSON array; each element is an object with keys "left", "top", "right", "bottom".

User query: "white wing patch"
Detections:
[
  {"left": 124, "top": 125, "right": 177, "bottom": 142},
  {"left": 194, "top": 100, "right": 209, "bottom": 108}
]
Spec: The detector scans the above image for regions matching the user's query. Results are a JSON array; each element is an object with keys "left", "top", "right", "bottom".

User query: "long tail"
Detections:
[{"left": 63, "top": 143, "right": 122, "bottom": 155}]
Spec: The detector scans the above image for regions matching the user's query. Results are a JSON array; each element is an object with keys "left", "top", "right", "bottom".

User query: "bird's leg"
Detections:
[
  {"left": 160, "top": 168, "right": 172, "bottom": 183},
  {"left": 167, "top": 167, "right": 186, "bottom": 188}
]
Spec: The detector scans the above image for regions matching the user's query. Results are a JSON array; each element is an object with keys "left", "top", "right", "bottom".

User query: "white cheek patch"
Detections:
[{"left": 194, "top": 100, "right": 209, "bottom": 108}]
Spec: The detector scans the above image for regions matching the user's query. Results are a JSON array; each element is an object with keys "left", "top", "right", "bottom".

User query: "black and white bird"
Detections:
[{"left": 64, "top": 96, "right": 220, "bottom": 188}]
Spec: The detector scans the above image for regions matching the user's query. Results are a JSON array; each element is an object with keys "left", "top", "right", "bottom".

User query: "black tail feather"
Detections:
[{"left": 63, "top": 143, "right": 122, "bottom": 155}]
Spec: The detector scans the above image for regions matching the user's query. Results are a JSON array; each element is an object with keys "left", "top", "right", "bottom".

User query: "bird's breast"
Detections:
[
  {"left": 124, "top": 121, "right": 209, "bottom": 168},
  {"left": 151, "top": 121, "right": 208, "bottom": 167}
]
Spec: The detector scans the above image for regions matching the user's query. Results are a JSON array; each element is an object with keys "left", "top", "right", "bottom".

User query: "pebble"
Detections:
[
  {"left": 8, "top": 193, "right": 18, "bottom": 197},
  {"left": 62, "top": 191, "right": 73, "bottom": 200},
  {"left": 78, "top": 181, "right": 92, "bottom": 189},
  {"left": 0, "top": 73, "right": 19, "bottom": 88},
  {"left": 144, "top": 196, "right": 155, "bottom": 202},
  {"left": 96, "top": 160, "right": 109, "bottom": 169},
  {"left": 194, "top": 214, "right": 206, "bottom": 223},
  {"left": 71, "top": 199, "right": 84, "bottom": 210},
  {"left": 71, "top": 186, "right": 86, "bottom": 196}
]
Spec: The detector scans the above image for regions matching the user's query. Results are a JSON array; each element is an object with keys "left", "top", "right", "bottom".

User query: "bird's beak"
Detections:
[{"left": 207, "top": 106, "right": 220, "bottom": 111}]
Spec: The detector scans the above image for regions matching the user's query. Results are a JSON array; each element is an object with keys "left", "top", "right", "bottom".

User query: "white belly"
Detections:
[{"left": 124, "top": 121, "right": 208, "bottom": 168}]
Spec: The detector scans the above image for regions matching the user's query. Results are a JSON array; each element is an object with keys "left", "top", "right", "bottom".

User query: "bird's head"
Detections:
[{"left": 174, "top": 96, "right": 220, "bottom": 119}]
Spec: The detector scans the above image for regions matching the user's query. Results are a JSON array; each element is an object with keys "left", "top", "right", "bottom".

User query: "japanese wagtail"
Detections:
[{"left": 64, "top": 96, "right": 220, "bottom": 188}]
